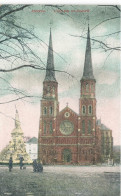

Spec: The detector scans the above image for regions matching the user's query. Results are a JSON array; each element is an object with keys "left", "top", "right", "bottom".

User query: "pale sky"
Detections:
[{"left": 0, "top": 5, "right": 120, "bottom": 151}]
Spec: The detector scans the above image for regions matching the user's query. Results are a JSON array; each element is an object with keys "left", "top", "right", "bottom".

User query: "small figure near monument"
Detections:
[
  {"left": 33, "top": 159, "right": 43, "bottom": 173},
  {"left": 19, "top": 156, "right": 24, "bottom": 170},
  {"left": 8, "top": 156, "right": 13, "bottom": 172},
  {"left": 37, "top": 161, "right": 43, "bottom": 173},
  {"left": 33, "top": 159, "right": 38, "bottom": 172}
]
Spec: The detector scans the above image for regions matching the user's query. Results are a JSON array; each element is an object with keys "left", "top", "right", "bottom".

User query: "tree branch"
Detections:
[
  {"left": 0, "top": 95, "right": 40, "bottom": 104},
  {"left": 91, "top": 16, "right": 121, "bottom": 32},
  {"left": 69, "top": 34, "right": 121, "bottom": 51},
  {"left": 92, "top": 31, "right": 121, "bottom": 38},
  {"left": 98, "top": 5, "right": 121, "bottom": 12},
  {"left": 0, "top": 5, "right": 31, "bottom": 20},
  {"left": 0, "top": 64, "right": 75, "bottom": 79}
]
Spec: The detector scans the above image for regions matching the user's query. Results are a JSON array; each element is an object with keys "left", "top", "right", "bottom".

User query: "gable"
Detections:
[
  {"left": 59, "top": 106, "right": 79, "bottom": 118},
  {"left": 27, "top": 137, "right": 38, "bottom": 144}
]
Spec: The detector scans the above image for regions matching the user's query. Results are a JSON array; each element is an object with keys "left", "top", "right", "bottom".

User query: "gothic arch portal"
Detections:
[{"left": 62, "top": 149, "right": 72, "bottom": 163}]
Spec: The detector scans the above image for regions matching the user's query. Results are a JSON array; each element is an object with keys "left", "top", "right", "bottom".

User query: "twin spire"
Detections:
[
  {"left": 82, "top": 24, "right": 94, "bottom": 80},
  {"left": 44, "top": 28, "right": 56, "bottom": 82},
  {"left": 44, "top": 24, "right": 94, "bottom": 82}
]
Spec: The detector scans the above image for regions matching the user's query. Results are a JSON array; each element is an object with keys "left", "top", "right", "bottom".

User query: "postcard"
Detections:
[{"left": 0, "top": 4, "right": 120, "bottom": 196}]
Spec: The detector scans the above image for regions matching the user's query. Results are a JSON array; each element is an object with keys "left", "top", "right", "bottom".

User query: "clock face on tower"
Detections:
[{"left": 60, "top": 120, "right": 74, "bottom": 135}]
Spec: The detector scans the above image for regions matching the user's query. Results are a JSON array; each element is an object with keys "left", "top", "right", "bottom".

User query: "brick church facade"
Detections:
[{"left": 38, "top": 25, "right": 113, "bottom": 165}]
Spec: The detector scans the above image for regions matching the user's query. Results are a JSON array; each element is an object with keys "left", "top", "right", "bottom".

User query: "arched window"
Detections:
[
  {"left": 47, "top": 85, "right": 50, "bottom": 91},
  {"left": 82, "top": 85, "right": 85, "bottom": 93},
  {"left": 85, "top": 151, "right": 87, "bottom": 160},
  {"left": 86, "top": 83, "right": 89, "bottom": 92},
  {"left": 43, "top": 107, "right": 47, "bottom": 115},
  {"left": 52, "top": 86, "right": 55, "bottom": 93},
  {"left": 82, "top": 120, "right": 85, "bottom": 134},
  {"left": 50, "top": 106, "right": 53, "bottom": 115},
  {"left": 88, "top": 105, "right": 92, "bottom": 114},
  {"left": 49, "top": 121, "right": 53, "bottom": 134},
  {"left": 82, "top": 105, "right": 86, "bottom": 114},
  {"left": 90, "top": 149, "right": 93, "bottom": 154},
  {"left": 91, "top": 84, "right": 93, "bottom": 92},
  {"left": 88, "top": 120, "right": 92, "bottom": 134},
  {"left": 44, "top": 121, "right": 46, "bottom": 134},
  {"left": 80, "top": 152, "right": 81, "bottom": 160}
]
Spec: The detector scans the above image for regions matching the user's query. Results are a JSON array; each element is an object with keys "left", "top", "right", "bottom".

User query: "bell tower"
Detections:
[
  {"left": 38, "top": 28, "right": 59, "bottom": 163},
  {"left": 78, "top": 24, "right": 97, "bottom": 164},
  {"left": 42, "top": 28, "right": 59, "bottom": 118},
  {"left": 80, "top": 24, "right": 96, "bottom": 133}
]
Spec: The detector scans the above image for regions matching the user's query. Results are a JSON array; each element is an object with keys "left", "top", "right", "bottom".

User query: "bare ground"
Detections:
[{"left": 0, "top": 165, "right": 120, "bottom": 196}]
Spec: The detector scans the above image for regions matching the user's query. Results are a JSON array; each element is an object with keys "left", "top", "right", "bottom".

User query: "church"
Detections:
[{"left": 38, "top": 25, "right": 113, "bottom": 165}]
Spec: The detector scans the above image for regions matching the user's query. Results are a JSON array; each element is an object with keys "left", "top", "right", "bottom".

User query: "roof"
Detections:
[
  {"left": 26, "top": 137, "right": 38, "bottom": 144},
  {"left": 100, "top": 124, "right": 110, "bottom": 131},
  {"left": 97, "top": 119, "right": 111, "bottom": 131},
  {"left": 97, "top": 119, "right": 101, "bottom": 126}
]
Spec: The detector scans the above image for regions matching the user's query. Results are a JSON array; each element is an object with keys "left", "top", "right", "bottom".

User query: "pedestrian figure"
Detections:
[
  {"left": 19, "top": 156, "right": 24, "bottom": 170},
  {"left": 37, "top": 161, "right": 43, "bottom": 173},
  {"left": 9, "top": 156, "right": 13, "bottom": 172},
  {"left": 33, "top": 159, "right": 38, "bottom": 172}
]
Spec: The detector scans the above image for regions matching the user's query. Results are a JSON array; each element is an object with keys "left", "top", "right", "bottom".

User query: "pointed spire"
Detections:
[
  {"left": 15, "top": 108, "right": 21, "bottom": 128},
  {"left": 44, "top": 28, "right": 56, "bottom": 82},
  {"left": 82, "top": 24, "right": 94, "bottom": 80}
]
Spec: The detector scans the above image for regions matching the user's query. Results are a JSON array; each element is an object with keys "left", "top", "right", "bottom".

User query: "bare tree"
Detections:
[
  {"left": 0, "top": 5, "right": 120, "bottom": 105},
  {"left": 0, "top": 5, "right": 76, "bottom": 105}
]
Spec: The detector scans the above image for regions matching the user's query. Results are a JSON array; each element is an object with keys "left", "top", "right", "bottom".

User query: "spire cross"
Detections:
[
  {"left": 50, "top": 20, "right": 53, "bottom": 28},
  {"left": 87, "top": 14, "right": 90, "bottom": 26},
  {"left": 66, "top": 102, "right": 68, "bottom": 107}
]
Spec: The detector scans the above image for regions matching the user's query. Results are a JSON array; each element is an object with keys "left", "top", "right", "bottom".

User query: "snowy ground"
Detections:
[{"left": 0, "top": 165, "right": 120, "bottom": 196}]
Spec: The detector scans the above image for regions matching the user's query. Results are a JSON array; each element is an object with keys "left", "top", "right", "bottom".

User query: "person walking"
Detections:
[
  {"left": 37, "top": 161, "right": 43, "bottom": 173},
  {"left": 8, "top": 156, "right": 13, "bottom": 172},
  {"left": 19, "top": 156, "right": 24, "bottom": 170},
  {"left": 33, "top": 159, "right": 38, "bottom": 172}
]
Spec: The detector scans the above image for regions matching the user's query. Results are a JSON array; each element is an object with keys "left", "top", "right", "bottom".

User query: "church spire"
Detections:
[
  {"left": 44, "top": 28, "right": 56, "bottom": 82},
  {"left": 82, "top": 24, "right": 94, "bottom": 80}
]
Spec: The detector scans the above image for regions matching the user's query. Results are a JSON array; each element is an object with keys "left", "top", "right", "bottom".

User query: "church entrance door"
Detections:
[{"left": 63, "top": 149, "right": 72, "bottom": 163}]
